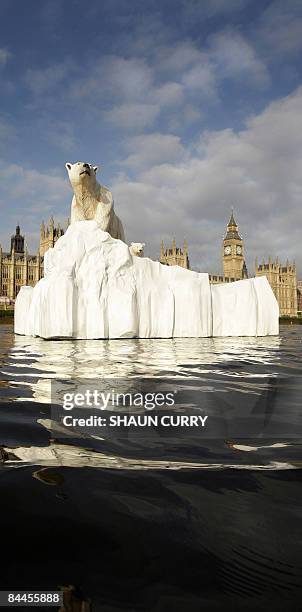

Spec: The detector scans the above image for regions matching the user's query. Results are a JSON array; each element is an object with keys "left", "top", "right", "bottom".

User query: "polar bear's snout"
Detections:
[{"left": 80, "top": 163, "right": 91, "bottom": 177}]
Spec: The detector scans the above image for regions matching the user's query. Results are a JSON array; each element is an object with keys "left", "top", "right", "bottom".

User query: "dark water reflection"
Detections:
[{"left": 0, "top": 324, "right": 302, "bottom": 610}]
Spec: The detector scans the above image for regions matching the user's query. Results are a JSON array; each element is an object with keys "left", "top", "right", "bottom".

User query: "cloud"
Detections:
[
  {"left": 102, "top": 48, "right": 218, "bottom": 126},
  {"left": 0, "top": 162, "right": 68, "bottom": 203},
  {"left": 208, "top": 31, "right": 270, "bottom": 87},
  {"left": 113, "top": 86, "right": 302, "bottom": 275},
  {"left": 106, "top": 103, "right": 160, "bottom": 130},
  {"left": 38, "top": 117, "right": 78, "bottom": 153},
  {"left": 103, "top": 32, "right": 268, "bottom": 133},
  {"left": 180, "top": 0, "right": 251, "bottom": 21},
  {"left": 0, "top": 48, "right": 12, "bottom": 66},
  {"left": 24, "top": 61, "right": 73, "bottom": 96},
  {"left": 258, "top": 0, "right": 302, "bottom": 57},
  {"left": 70, "top": 56, "right": 153, "bottom": 104},
  {"left": 155, "top": 42, "right": 219, "bottom": 101},
  {"left": 121, "top": 133, "right": 187, "bottom": 170},
  {"left": 22, "top": 26, "right": 269, "bottom": 136},
  {"left": 155, "top": 41, "right": 203, "bottom": 74},
  {"left": 103, "top": 57, "right": 153, "bottom": 101},
  {"left": 0, "top": 160, "right": 70, "bottom": 251},
  {"left": 152, "top": 82, "right": 184, "bottom": 107},
  {"left": 181, "top": 60, "right": 218, "bottom": 97}
]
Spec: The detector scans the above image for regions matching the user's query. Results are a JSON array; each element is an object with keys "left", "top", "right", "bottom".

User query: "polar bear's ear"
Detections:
[
  {"left": 65, "top": 163, "right": 72, "bottom": 171},
  {"left": 93, "top": 166, "right": 98, "bottom": 174}
]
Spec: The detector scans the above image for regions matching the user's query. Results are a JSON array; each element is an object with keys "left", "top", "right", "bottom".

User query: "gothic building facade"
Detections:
[
  {"left": 160, "top": 212, "right": 300, "bottom": 317},
  {"left": 297, "top": 280, "right": 302, "bottom": 316},
  {"left": 256, "top": 259, "right": 298, "bottom": 317},
  {"left": 160, "top": 239, "right": 190, "bottom": 269},
  {"left": 39, "top": 216, "right": 64, "bottom": 256},
  {"left": 0, "top": 219, "right": 64, "bottom": 301}
]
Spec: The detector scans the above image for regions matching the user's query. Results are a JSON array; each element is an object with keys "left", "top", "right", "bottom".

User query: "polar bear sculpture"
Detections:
[
  {"left": 14, "top": 221, "right": 279, "bottom": 340},
  {"left": 65, "top": 161, "right": 125, "bottom": 241},
  {"left": 129, "top": 242, "right": 145, "bottom": 257}
]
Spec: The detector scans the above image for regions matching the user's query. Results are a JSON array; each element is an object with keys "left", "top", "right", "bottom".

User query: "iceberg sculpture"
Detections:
[{"left": 14, "top": 220, "right": 279, "bottom": 339}]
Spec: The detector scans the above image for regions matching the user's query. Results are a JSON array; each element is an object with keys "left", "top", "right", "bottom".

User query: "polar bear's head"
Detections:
[
  {"left": 65, "top": 161, "right": 99, "bottom": 188},
  {"left": 130, "top": 242, "right": 145, "bottom": 257}
]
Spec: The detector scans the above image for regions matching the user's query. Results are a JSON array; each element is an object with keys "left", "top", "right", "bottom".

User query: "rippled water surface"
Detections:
[{"left": 0, "top": 323, "right": 301, "bottom": 611}]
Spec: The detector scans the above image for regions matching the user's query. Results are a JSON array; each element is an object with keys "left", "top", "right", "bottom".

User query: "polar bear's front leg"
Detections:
[
  {"left": 94, "top": 202, "right": 111, "bottom": 232},
  {"left": 70, "top": 196, "right": 85, "bottom": 223}
]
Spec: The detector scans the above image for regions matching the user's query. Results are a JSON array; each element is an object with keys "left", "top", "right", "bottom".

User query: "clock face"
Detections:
[
  {"left": 224, "top": 246, "right": 231, "bottom": 255},
  {"left": 236, "top": 245, "right": 242, "bottom": 255}
]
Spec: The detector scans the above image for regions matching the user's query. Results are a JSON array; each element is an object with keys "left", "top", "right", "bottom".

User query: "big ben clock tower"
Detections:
[{"left": 223, "top": 211, "right": 247, "bottom": 280}]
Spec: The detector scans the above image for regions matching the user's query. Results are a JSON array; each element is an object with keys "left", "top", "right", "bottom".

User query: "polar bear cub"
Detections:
[
  {"left": 129, "top": 242, "right": 145, "bottom": 257},
  {"left": 65, "top": 161, "right": 125, "bottom": 242}
]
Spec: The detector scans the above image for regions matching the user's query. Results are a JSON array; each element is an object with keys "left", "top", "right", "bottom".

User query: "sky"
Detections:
[{"left": 0, "top": 0, "right": 302, "bottom": 275}]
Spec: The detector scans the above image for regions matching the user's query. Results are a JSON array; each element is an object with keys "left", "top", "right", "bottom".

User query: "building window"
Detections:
[
  {"left": 2, "top": 266, "right": 8, "bottom": 279},
  {"left": 15, "top": 266, "right": 22, "bottom": 280},
  {"left": 2, "top": 285, "right": 7, "bottom": 296}
]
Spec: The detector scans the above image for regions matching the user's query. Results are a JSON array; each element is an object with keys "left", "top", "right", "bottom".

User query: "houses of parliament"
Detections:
[
  {"left": 0, "top": 218, "right": 64, "bottom": 302},
  {"left": 0, "top": 213, "right": 301, "bottom": 317},
  {"left": 160, "top": 212, "right": 301, "bottom": 317}
]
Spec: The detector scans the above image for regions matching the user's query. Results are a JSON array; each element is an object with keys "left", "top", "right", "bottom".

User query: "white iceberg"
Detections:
[{"left": 14, "top": 221, "right": 279, "bottom": 339}]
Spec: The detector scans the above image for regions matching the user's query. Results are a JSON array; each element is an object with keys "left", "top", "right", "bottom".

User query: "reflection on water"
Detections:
[
  {"left": 3, "top": 440, "right": 297, "bottom": 471},
  {"left": 8, "top": 332, "right": 283, "bottom": 379},
  {"left": 0, "top": 331, "right": 285, "bottom": 407},
  {"left": 0, "top": 324, "right": 302, "bottom": 609},
  {"left": 0, "top": 325, "right": 301, "bottom": 470}
]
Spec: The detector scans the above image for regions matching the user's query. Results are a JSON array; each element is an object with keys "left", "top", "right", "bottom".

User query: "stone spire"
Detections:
[
  {"left": 224, "top": 209, "right": 241, "bottom": 240},
  {"left": 228, "top": 209, "right": 236, "bottom": 228},
  {"left": 10, "top": 224, "right": 24, "bottom": 254}
]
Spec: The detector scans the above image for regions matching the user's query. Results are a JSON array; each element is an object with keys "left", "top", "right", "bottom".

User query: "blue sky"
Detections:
[{"left": 1, "top": 0, "right": 302, "bottom": 274}]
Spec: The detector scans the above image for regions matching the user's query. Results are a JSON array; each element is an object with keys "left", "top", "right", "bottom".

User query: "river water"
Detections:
[{"left": 0, "top": 323, "right": 301, "bottom": 611}]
